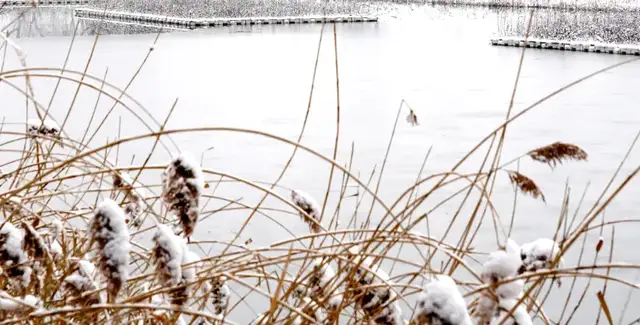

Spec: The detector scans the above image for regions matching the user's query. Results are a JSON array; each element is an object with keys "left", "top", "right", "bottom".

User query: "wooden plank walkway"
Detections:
[
  {"left": 74, "top": 8, "right": 378, "bottom": 29},
  {"left": 490, "top": 37, "right": 640, "bottom": 56},
  {"left": 1, "top": 0, "right": 89, "bottom": 6}
]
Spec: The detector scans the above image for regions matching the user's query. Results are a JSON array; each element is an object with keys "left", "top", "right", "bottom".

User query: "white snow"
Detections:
[
  {"left": 0, "top": 222, "right": 32, "bottom": 287},
  {"left": 90, "top": 200, "right": 131, "bottom": 294},
  {"left": 520, "top": 238, "right": 563, "bottom": 272},
  {"left": 0, "top": 292, "right": 41, "bottom": 312},
  {"left": 491, "top": 298, "right": 533, "bottom": 325},
  {"left": 291, "top": 189, "right": 321, "bottom": 232},
  {"left": 152, "top": 224, "right": 184, "bottom": 286},
  {"left": 414, "top": 275, "right": 472, "bottom": 325}
]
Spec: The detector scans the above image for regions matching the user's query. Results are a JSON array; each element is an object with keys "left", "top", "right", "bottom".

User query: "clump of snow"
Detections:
[
  {"left": 0, "top": 222, "right": 32, "bottom": 288},
  {"left": 27, "top": 118, "right": 62, "bottom": 146},
  {"left": 291, "top": 189, "right": 322, "bottom": 233},
  {"left": 152, "top": 224, "right": 184, "bottom": 286},
  {"left": 413, "top": 275, "right": 472, "bottom": 325},
  {"left": 89, "top": 199, "right": 130, "bottom": 299},
  {"left": 519, "top": 238, "right": 563, "bottom": 273},
  {"left": 0, "top": 292, "right": 41, "bottom": 312},
  {"left": 161, "top": 153, "right": 204, "bottom": 239},
  {"left": 63, "top": 259, "right": 103, "bottom": 305},
  {"left": 475, "top": 246, "right": 524, "bottom": 325},
  {"left": 491, "top": 298, "right": 533, "bottom": 325}
]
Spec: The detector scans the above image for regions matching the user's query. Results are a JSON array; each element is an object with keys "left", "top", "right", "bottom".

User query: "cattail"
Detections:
[
  {"left": 491, "top": 298, "right": 533, "bottom": 325},
  {"left": 211, "top": 276, "right": 230, "bottom": 316},
  {"left": 88, "top": 200, "right": 130, "bottom": 300},
  {"left": 596, "top": 237, "right": 604, "bottom": 253},
  {"left": 290, "top": 189, "right": 322, "bottom": 233},
  {"left": 406, "top": 109, "right": 419, "bottom": 126},
  {"left": 527, "top": 142, "right": 588, "bottom": 167},
  {"left": 113, "top": 172, "right": 147, "bottom": 227},
  {"left": 161, "top": 154, "right": 204, "bottom": 240},
  {"left": 152, "top": 224, "right": 184, "bottom": 287},
  {"left": 506, "top": 171, "right": 545, "bottom": 203},
  {"left": 63, "top": 259, "right": 103, "bottom": 306},
  {"left": 343, "top": 253, "right": 403, "bottom": 325},
  {"left": 0, "top": 222, "right": 32, "bottom": 289},
  {"left": 27, "top": 118, "right": 62, "bottom": 146},
  {"left": 518, "top": 238, "right": 563, "bottom": 273},
  {"left": 412, "top": 275, "right": 472, "bottom": 325}
]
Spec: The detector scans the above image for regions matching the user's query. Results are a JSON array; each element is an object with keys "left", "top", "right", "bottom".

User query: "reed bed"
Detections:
[{"left": 1, "top": 6, "right": 640, "bottom": 325}]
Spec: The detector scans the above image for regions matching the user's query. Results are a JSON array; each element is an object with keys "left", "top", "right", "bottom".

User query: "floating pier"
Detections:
[
  {"left": 1, "top": 0, "right": 89, "bottom": 6},
  {"left": 74, "top": 8, "right": 378, "bottom": 29},
  {"left": 490, "top": 37, "right": 640, "bottom": 56}
]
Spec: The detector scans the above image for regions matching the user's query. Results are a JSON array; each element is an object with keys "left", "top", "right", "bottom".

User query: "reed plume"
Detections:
[
  {"left": 171, "top": 245, "right": 199, "bottom": 306},
  {"left": 406, "top": 109, "right": 419, "bottom": 126},
  {"left": 290, "top": 189, "right": 322, "bottom": 233},
  {"left": 527, "top": 142, "right": 588, "bottom": 167},
  {"left": 88, "top": 199, "right": 131, "bottom": 301},
  {"left": 506, "top": 171, "right": 546, "bottom": 202},
  {"left": 161, "top": 154, "right": 204, "bottom": 241}
]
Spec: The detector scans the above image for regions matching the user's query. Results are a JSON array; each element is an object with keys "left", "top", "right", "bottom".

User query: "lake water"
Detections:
[{"left": 1, "top": 3, "right": 639, "bottom": 324}]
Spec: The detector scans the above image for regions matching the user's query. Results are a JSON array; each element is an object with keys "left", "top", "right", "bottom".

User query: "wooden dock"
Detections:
[
  {"left": 1, "top": 0, "right": 89, "bottom": 6},
  {"left": 74, "top": 8, "right": 378, "bottom": 29},
  {"left": 490, "top": 37, "right": 640, "bottom": 56}
]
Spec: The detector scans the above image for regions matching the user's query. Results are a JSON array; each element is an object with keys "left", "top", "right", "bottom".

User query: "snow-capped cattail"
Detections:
[
  {"left": 491, "top": 298, "right": 533, "bottom": 325},
  {"left": 171, "top": 245, "right": 198, "bottom": 306},
  {"left": 152, "top": 224, "right": 184, "bottom": 287},
  {"left": 211, "top": 276, "right": 230, "bottom": 316},
  {"left": 475, "top": 247, "right": 523, "bottom": 325},
  {"left": 113, "top": 172, "right": 147, "bottom": 227},
  {"left": 519, "top": 238, "right": 563, "bottom": 273},
  {"left": 412, "top": 275, "right": 472, "bottom": 325},
  {"left": 88, "top": 200, "right": 130, "bottom": 300},
  {"left": 0, "top": 222, "right": 32, "bottom": 289},
  {"left": 27, "top": 118, "right": 62, "bottom": 147},
  {"left": 305, "top": 258, "right": 342, "bottom": 310},
  {"left": 63, "top": 259, "right": 103, "bottom": 306},
  {"left": 290, "top": 189, "right": 321, "bottom": 233},
  {"left": 46, "top": 220, "right": 63, "bottom": 259},
  {"left": 161, "top": 154, "right": 204, "bottom": 240},
  {"left": 343, "top": 253, "right": 403, "bottom": 325}
]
